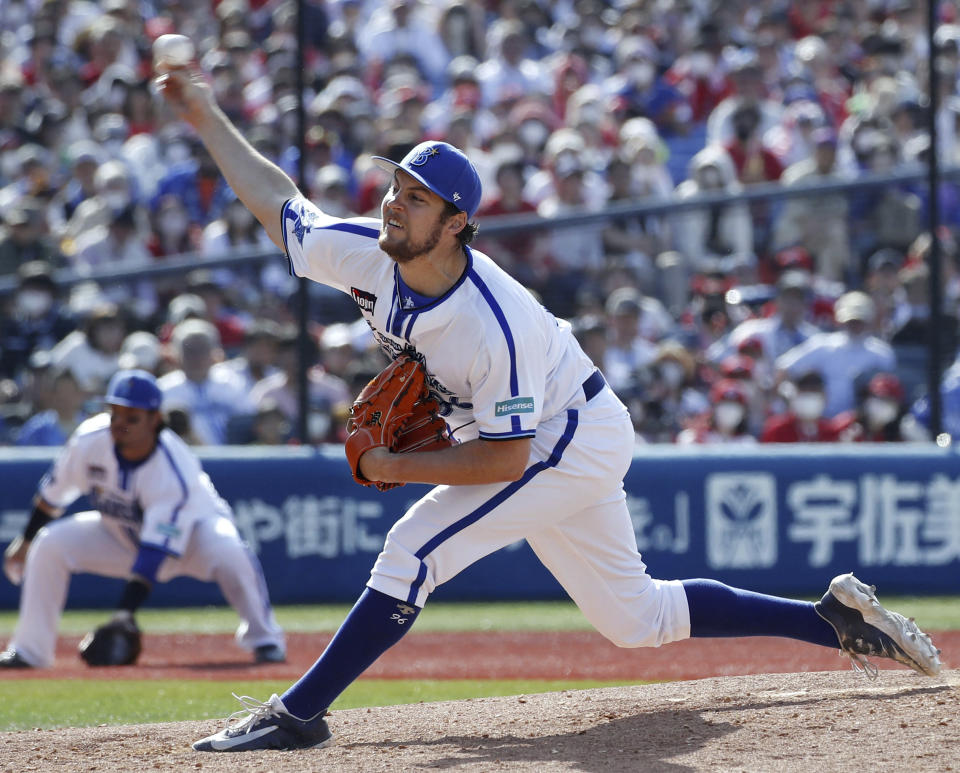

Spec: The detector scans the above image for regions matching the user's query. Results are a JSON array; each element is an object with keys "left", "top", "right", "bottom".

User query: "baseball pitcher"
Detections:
[{"left": 153, "top": 58, "right": 940, "bottom": 754}]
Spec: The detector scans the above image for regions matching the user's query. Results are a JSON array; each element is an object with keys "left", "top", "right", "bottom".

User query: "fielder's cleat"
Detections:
[
  {"left": 253, "top": 644, "right": 286, "bottom": 664},
  {"left": 815, "top": 573, "right": 942, "bottom": 678},
  {"left": 192, "top": 693, "right": 332, "bottom": 752},
  {"left": 0, "top": 648, "right": 32, "bottom": 668}
]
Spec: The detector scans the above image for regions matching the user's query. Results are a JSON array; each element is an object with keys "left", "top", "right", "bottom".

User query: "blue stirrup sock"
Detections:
[
  {"left": 681, "top": 578, "right": 838, "bottom": 648},
  {"left": 281, "top": 587, "right": 420, "bottom": 719}
]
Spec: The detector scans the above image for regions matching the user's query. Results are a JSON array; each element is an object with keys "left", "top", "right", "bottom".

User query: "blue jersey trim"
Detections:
[
  {"left": 405, "top": 409, "right": 579, "bottom": 605},
  {"left": 386, "top": 294, "right": 397, "bottom": 335},
  {"left": 402, "top": 311, "right": 419, "bottom": 341},
  {"left": 156, "top": 439, "right": 189, "bottom": 553},
  {"left": 478, "top": 430, "right": 537, "bottom": 440},
  {"left": 281, "top": 198, "right": 380, "bottom": 276},
  {"left": 389, "top": 251, "right": 474, "bottom": 314},
  {"left": 317, "top": 221, "right": 380, "bottom": 238},
  {"left": 280, "top": 198, "right": 293, "bottom": 276},
  {"left": 467, "top": 266, "right": 522, "bottom": 433},
  {"left": 389, "top": 296, "right": 404, "bottom": 338},
  {"left": 131, "top": 543, "right": 173, "bottom": 581}
]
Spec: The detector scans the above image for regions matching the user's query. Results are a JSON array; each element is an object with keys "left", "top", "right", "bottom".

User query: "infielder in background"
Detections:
[
  {"left": 0, "top": 369, "right": 286, "bottom": 669},
  {"left": 155, "top": 63, "right": 941, "bottom": 754}
]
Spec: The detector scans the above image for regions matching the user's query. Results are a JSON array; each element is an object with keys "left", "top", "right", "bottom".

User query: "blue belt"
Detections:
[{"left": 582, "top": 370, "right": 606, "bottom": 402}]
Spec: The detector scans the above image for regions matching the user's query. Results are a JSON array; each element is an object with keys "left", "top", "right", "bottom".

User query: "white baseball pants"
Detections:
[
  {"left": 367, "top": 387, "right": 692, "bottom": 648},
  {"left": 9, "top": 512, "right": 284, "bottom": 668}
]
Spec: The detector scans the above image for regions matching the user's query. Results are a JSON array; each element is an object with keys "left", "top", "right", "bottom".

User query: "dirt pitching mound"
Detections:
[{"left": 4, "top": 670, "right": 957, "bottom": 772}]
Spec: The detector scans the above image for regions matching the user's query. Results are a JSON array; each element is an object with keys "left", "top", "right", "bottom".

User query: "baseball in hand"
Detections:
[{"left": 153, "top": 33, "right": 195, "bottom": 73}]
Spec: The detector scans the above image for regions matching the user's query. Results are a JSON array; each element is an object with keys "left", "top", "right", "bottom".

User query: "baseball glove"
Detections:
[
  {"left": 345, "top": 353, "right": 453, "bottom": 491},
  {"left": 78, "top": 616, "right": 142, "bottom": 666}
]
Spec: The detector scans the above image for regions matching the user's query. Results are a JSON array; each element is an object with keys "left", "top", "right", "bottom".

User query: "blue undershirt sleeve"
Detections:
[{"left": 130, "top": 544, "right": 168, "bottom": 584}]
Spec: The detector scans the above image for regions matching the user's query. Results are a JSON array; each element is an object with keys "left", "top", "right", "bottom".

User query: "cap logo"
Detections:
[
  {"left": 409, "top": 146, "right": 440, "bottom": 166},
  {"left": 452, "top": 192, "right": 461, "bottom": 202}
]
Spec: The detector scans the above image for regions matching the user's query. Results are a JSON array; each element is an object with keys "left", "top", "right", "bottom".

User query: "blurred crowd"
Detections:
[{"left": 2, "top": 0, "right": 960, "bottom": 447}]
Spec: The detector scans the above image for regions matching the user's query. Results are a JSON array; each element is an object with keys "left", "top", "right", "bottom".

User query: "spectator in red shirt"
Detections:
[
  {"left": 724, "top": 102, "right": 784, "bottom": 185},
  {"left": 677, "top": 378, "right": 756, "bottom": 445},
  {"left": 761, "top": 370, "right": 838, "bottom": 442},
  {"left": 831, "top": 372, "right": 924, "bottom": 442}
]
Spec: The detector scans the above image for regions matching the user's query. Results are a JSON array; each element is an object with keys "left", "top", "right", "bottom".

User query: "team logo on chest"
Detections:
[{"left": 351, "top": 287, "right": 377, "bottom": 314}]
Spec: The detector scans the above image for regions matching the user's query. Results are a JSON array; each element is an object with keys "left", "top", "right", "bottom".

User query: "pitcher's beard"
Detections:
[{"left": 379, "top": 219, "right": 445, "bottom": 263}]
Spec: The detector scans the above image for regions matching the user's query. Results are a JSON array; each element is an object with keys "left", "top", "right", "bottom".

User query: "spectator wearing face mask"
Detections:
[
  {"left": 149, "top": 194, "right": 198, "bottom": 258},
  {"left": 833, "top": 372, "right": 927, "bottom": 442},
  {"left": 606, "top": 35, "right": 691, "bottom": 137},
  {"left": 62, "top": 161, "right": 145, "bottom": 248},
  {"left": 637, "top": 341, "right": 709, "bottom": 443},
  {"left": 776, "top": 291, "right": 896, "bottom": 417},
  {"left": 0, "top": 262, "right": 74, "bottom": 381},
  {"left": 760, "top": 371, "right": 838, "bottom": 442},
  {"left": 716, "top": 353, "right": 768, "bottom": 437},
  {"left": 676, "top": 378, "right": 756, "bottom": 444}
]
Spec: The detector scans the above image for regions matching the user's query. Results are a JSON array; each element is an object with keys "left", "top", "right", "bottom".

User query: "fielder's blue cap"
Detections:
[
  {"left": 105, "top": 369, "right": 162, "bottom": 411},
  {"left": 372, "top": 141, "right": 482, "bottom": 219}
]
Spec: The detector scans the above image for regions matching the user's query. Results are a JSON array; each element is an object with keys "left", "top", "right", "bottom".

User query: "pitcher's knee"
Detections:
[
  {"left": 593, "top": 578, "right": 692, "bottom": 648},
  {"left": 597, "top": 623, "right": 667, "bottom": 649},
  {"left": 367, "top": 535, "right": 431, "bottom": 605}
]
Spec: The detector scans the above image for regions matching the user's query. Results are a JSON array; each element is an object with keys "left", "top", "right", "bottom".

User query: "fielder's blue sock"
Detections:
[
  {"left": 281, "top": 587, "right": 420, "bottom": 718},
  {"left": 681, "top": 578, "right": 838, "bottom": 648}
]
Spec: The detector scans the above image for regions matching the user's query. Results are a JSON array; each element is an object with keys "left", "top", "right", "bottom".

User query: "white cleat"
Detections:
[{"left": 815, "top": 573, "right": 942, "bottom": 678}]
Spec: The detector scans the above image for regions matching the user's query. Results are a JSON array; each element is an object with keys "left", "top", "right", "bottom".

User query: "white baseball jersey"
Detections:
[
  {"left": 10, "top": 413, "right": 284, "bottom": 668},
  {"left": 38, "top": 413, "right": 232, "bottom": 555},
  {"left": 280, "top": 195, "right": 691, "bottom": 649},
  {"left": 281, "top": 196, "right": 597, "bottom": 441}
]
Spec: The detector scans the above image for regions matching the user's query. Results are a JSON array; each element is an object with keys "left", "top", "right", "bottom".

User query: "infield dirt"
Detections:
[
  {"left": 4, "top": 629, "right": 960, "bottom": 681},
  {"left": 2, "top": 670, "right": 958, "bottom": 771}
]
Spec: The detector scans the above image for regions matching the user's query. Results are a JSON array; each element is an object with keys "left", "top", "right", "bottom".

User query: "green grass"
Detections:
[
  {"left": 1, "top": 596, "right": 958, "bottom": 637},
  {"left": 0, "top": 596, "right": 956, "bottom": 732},
  {"left": 0, "top": 679, "right": 636, "bottom": 731},
  {"left": 0, "top": 600, "right": 599, "bottom": 636}
]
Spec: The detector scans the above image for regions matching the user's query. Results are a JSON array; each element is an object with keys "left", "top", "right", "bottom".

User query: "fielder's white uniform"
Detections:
[
  {"left": 282, "top": 196, "right": 691, "bottom": 648},
  {"left": 9, "top": 413, "right": 284, "bottom": 667}
]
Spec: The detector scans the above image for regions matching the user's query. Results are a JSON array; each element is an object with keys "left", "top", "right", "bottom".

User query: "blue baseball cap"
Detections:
[
  {"left": 105, "top": 369, "right": 162, "bottom": 411},
  {"left": 372, "top": 141, "right": 482, "bottom": 219}
]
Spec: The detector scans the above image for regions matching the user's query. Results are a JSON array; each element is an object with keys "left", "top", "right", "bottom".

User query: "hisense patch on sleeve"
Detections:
[{"left": 494, "top": 397, "right": 535, "bottom": 416}]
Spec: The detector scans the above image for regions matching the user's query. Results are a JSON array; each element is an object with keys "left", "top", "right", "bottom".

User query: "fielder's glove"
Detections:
[
  {"left": 78, "top": 614, "right": 142, "bottom": 666},
  {"left": 345, "top": 353, "right": 454, "bottom": 491}
]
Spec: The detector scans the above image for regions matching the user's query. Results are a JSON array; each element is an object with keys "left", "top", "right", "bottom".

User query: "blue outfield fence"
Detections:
[{"left": 0, "top": 444, "right": 959, "bottom": 610}]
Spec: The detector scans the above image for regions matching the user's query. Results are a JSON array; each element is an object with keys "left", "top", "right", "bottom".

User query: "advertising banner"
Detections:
[{"left": 0, "top": 444, "right": 957, "bottom": 609}]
